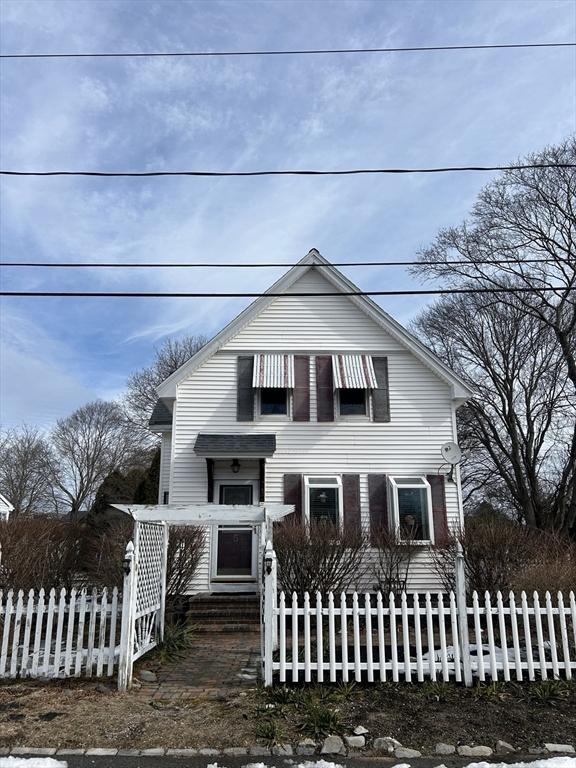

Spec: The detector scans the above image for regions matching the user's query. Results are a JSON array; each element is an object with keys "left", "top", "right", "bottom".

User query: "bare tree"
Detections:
[
  {"left": 124, "top": 335, "right": 207, "bottom": 431},
  {"left": 0, "top": 426, "right": 54, "bottom": 515},
  {"left": 413, "top": 138, "right": 576, "bottom": 534},
  {"left": 49, "top": 400, "right": 135, "bottom": 518}
]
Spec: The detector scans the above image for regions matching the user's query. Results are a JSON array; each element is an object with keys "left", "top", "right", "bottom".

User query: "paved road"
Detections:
[{"left": 2, "top": 755, "right": 572, "bottom": 768}]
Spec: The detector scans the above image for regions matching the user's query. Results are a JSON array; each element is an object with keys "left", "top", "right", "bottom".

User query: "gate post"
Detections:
[
  {"left": 455, "top": 542, "right": 473, "bottom": 686},
  {"left": 118, "top": 540, "right": 136, "bottom": 691},
  {"left": 159, "top": 523, "right": 169, "bottom": 643},
  {"left": 262, "top": 541, "right": 276, "bottom": 686}
]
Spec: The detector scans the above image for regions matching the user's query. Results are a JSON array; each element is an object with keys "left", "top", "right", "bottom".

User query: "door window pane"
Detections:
[
  {"left": 219, "top": 485, "right": 253, "bottom": 505},
  {"left": 260, "top": 388, "right": 287, "bottom": 415},
  {"left": 309, "top": 487, "right": 339, "bottom": 525},
  {"left": 339, "top": 388, "right": 366, "bottom": 416},
  {"left": 216, "top": 529, "right": 252, "bottom": 576},
  {"left": 398, "top": 487, "right": 429, "bottom": 541}
]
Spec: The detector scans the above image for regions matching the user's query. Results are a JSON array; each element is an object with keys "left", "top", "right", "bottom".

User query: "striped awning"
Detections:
[
  {"left": 332, "top": 354, "right": 378, "bottom": 389},
  {"left": 253, "top": 353, "right": 295, "bottom": 388}
]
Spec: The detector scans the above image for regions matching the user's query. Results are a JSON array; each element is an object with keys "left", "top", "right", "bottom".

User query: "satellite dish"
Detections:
[{"left": 440, "top": 441, "right": 462, "bottom": 465}]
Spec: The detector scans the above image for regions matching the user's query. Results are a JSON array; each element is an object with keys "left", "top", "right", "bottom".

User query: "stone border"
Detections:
[{"left": 1, "top": 738, "right": 575, "bottom": 759}]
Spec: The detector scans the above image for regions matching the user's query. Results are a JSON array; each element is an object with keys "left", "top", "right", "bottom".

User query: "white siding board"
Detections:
[{"left": 158, "top": 432, "right": 172, "bottom": 503}]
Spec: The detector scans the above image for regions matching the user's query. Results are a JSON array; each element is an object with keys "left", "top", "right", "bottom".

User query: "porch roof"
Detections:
[
  {"left": 194, "top": 433, "right": 276, "bottom": 457},
  {"left": 110, "top": 502, "right": 293, "bottom": 524}
]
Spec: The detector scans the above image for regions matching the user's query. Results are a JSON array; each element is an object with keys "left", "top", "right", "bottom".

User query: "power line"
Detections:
[
  {"left": 1, "top": 164, "right": 573, "bottom": 178},
  {"left": 1, "top": 41, "right": 574, "bottom": 59},
  {"left": 1, "top": 286, "right": 572, "bottom": 298},
  {"left": 0, "top": 258, "right": 558, "bottom": 269}
]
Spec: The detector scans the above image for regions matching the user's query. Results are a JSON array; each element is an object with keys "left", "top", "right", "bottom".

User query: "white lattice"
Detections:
[{"left": 135, "top": 522, "right": 165, "bottom": 619}]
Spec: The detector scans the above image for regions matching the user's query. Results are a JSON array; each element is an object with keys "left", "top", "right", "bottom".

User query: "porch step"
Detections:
[{"left": 188, "top": 594, "right": 260, "bottom": 633}]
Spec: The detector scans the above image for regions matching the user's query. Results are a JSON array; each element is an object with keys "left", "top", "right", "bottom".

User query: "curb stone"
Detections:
[{"left": 545, "top": 744, "right": 576, "bottom": 754}]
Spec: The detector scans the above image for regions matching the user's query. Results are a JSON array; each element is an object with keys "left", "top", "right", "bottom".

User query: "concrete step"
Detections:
[{"left": 194, "top": 622, "right": 260, "bottom": 634}]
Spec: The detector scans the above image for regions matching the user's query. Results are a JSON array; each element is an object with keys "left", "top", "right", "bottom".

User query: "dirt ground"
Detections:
[{"left": 0, "top": 678, "right": 575, "bottom": 752}]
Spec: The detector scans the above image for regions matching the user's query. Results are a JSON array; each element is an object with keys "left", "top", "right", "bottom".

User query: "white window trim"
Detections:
[
  {"left": 389, "top": 476, "right": 434, "bottom": 544},
  {"left": 303, "top": 475, "right": 343, "bottom": 529},
  {"left": 256, "top": 388, "right": 292, "bottom": 421},
  {"left": 335, "top": 388, "right": 372, "bottom": 421}
]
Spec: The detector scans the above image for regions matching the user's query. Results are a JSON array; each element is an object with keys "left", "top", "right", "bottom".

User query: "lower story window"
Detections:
[
  {"left": 389, "top": 476, "right": 433, "bottom": 542},
  {"left": 304, "top": 476, "right": 342, "bottom": 526}
]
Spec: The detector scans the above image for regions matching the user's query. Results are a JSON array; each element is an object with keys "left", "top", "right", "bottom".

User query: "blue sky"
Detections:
[{"left": 1, "top": 0, "right": 575, "bottom": 428}]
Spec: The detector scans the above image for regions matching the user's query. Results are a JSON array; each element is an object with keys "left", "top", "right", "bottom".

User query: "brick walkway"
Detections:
[{"left": 134, "top": 632, "right": 261, "bottom": 700}]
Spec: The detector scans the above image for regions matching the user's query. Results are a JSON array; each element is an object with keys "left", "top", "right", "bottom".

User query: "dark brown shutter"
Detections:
[
  {"left": 283, "top": 474, "right": 303, "bottom": 523},
  {"left": 368, "top": 474, "right": 388, "bottom": 544},
  {"left": 342, "top": 474, "right": 361, "bottom": 535},
  {"left": 427, "top": 474, "right": 449, "bottom": 543},
  {"left": 236, "top": 356, "right": 254, "bottom": 421},
  {"left": 293, "top": 355, "right": 310, "bottom": 422},
  {"left": 372, "top": 356, "right": 391, "bottom": 423},
  {"left": 315, "top": 356, "right": 334, "bottom": 422}
]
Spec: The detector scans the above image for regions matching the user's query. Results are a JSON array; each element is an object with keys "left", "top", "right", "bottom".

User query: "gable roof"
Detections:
[{"left": 156, "top": 250, "right": 473, "bottom": 401}]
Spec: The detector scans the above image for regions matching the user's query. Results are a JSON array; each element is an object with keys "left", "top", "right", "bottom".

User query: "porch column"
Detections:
[
  {"left": 259, "top": 458, "right": 266, "bottom": 503},
  {"left": 206, "top": 458, "right": 214, "bottom": 502}
]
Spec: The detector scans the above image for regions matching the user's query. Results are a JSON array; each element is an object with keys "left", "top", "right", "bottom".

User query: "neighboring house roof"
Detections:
[
  {"left": 194, "top": 433, "right": 277, "bottom": 457},
  {"left": 156, "top": 249, "right": 473, "bottom": 401},
  {"left": 149, "top": 398, "right": 173, "bottom": 428}
]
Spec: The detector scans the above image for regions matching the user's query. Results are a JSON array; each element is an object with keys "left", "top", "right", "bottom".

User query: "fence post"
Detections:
[
  {"left": 455, "top": 541, "right": 473, "bottom": 686},
  {"left": 118, "top": 540, "right": 136, "bottom": 692},
  {"left": 262, "top": 540, "right": 276, "bottom": 686}
]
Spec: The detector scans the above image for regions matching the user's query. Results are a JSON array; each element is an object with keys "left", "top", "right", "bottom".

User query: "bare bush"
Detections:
[
  {"left": 0, "top": 516, "right": 84, "bottom": 591},
  {"left": 432, "top": 515, "right": 576, "bottom": 594},
  {"left": 274, "top": 520, "right": 367, "bottom": 596},
  {"left": 166, "top": 526, "right": 206, "bottom": 596},
  {"left": 372, "top": 528, "right": 419, "bottom": 595}
]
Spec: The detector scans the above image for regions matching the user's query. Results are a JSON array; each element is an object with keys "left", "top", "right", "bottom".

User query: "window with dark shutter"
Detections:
[
  {"left": 283, "top": 474, "right": 303, "bottom": 523},
  {"left": 342, "top": 474, "right": 361, "bottom": 535},
  {"left": 368, "top": 474, "right": 388, "bottom": 544},
  {"left": 315, "top": 356, "right": 334, "bottom": 422},
  {"left": 427, "top": 474, "right": 449, "bottom": 544},
  {"left": 293, "top": 355, "right": 310, "bottom": 422}
]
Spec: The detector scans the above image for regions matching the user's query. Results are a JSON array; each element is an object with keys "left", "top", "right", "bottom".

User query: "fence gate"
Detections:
[{"left": 118, "top": 521, "right": 168, "bottom": 690}]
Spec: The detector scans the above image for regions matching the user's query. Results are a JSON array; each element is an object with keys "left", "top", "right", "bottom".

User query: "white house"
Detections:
[
  {"left": 0, "top": 493, "right": 14, "bottom": 521},
  {"left": 145, "top": 250, "right": 472, "bottom": 593}
]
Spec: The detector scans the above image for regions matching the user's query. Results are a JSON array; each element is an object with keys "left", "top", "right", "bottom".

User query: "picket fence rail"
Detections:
[{"left": 0, "top": 587, "right": 121, "bottom": 679}]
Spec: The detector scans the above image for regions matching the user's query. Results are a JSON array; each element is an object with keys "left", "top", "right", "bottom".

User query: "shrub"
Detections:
[
  {"left": 431, "top": 515, "right": 576, "bottom": 594},
  {"left": 372, "top": 527, "right": 419, "bottom": 595},
  {"left": 0, "top": 515, "right": 84, "bottom": 591},
  {"left": 274, "top": 520, "right": 367, "bottom": 595}
]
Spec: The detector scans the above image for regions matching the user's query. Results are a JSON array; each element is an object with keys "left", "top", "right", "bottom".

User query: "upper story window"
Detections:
[
  {"left": 260, "top": 388, "right": 288, "bottom": 415},
  {"left": 389, "top": 476, "right": 433, "bottom": 543},
  {"left": 339, "top": 388, "right": 367, "bottom": 416},
  {"left": 304, "top": 476, "right": 342, "bottom": 527}
]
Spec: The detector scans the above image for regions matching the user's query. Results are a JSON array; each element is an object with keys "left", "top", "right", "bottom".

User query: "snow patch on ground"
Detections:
[
  {"left": 466, "top": 759, "right": 576, "bottom": 768},
  {"left": 0, "top": 758, "right": 68, "bottom": 768}
]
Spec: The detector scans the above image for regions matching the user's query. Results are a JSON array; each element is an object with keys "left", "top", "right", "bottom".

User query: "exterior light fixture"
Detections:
[{"left": 231, "top": 458, "right": 240, "bottom": 474}]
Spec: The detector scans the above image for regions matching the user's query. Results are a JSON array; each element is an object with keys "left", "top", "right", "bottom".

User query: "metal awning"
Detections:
[
  {"left": 253, "top": 353, "right": 294, "bottom": 388},
  {"left": 194, "top": 433, "right": 276, "bottom": 457},
  {"left": 332, "top": 354, "right": 378, "bottom": 389},
  {"left": 110, "top": 503, "right": 293, "bottom": 524}
]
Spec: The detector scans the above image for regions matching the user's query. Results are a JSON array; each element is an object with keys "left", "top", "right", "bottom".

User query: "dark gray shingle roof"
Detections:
[
  {"left": 194, "top": 433, "right": 276, "bottom": 456},
  {"left": 149, "top": 399, "right": 173, "bottom": 427}
]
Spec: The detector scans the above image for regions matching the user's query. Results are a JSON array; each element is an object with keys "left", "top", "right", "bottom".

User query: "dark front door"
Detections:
[{"left": 215, "top": 485, "right": 254, "bottom": 579}]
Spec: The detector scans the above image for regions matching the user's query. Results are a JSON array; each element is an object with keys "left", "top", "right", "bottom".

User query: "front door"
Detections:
[{"left": 213, "top": 484, "right": 257, "bottom": 583}]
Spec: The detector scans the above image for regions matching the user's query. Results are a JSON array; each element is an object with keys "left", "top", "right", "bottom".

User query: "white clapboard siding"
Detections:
[
  {"left": 265, "top": 588, "right": 576, "bottom": 684},
  {"left": 0, "top": 587, "right": 121, "bottom": 679},
  {"left": 170, "top": 270, "right": 463, "bottom": 594}
]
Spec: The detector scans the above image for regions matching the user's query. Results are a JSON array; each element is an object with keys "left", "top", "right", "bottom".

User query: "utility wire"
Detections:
[
  {"left": 1, "top": 287, "right": 572, "bottom": 298},
  {"left": 2, "top": 164, "right": 573, "bottom": 178},
  {"left": 1, "top": 41, "right": 574, "bottom": 59},
  {"left": 0, "top": 258, "right": 558, "bottom": 269}
]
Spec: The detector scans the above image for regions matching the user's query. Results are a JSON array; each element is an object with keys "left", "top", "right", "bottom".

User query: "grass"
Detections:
[{"left": 154, "top": 621, "right": 195, "bottom": 663}]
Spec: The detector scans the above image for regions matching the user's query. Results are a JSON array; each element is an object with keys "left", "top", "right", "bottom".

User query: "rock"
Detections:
[
  {"left": 373, "top": 736, "right": 402, "bottom": 753},
  {"left": 457, "top": 745, "right": 493, "bottom": 757},
  {"left": 544, "top": 744, "right": 576, "bottom": 754},
  {"left": 345, "top": 735, "right": 365, "bottom": 749},
  {"left": 528, "top": 747, "right": 546, "bottom": 755},
  {"left": 321, "top": 735, "right": 346, "bottom": 755},
  {"left": 248, "top": 745, "right": 271, "bottom": 756},
  {"left": 238, "top": 692, "right": 248, "bottom": 697},
  {"left": 223, "top": 747, "right": 248, "bottom": 755},
  {"left": 138, "top": 670, "right": 157, "bottom": 683},
  {"left": 95, "top": 683, "right": 112, "bottom": 694},
  {"left": 354, "top": 726, "right": 369, "bottom": 736},
  {"left": 272, "top": 743, "right": 293, "bottom": 756},
  {"left": 495, "top": 740, "right": 515, "bottom": 754},
  {"left": 395, "top": 747, "right": 422, "bottom": 758},
  {"left": 296, "top": 739, "right": 317, "bottom": 756},
  {"left": 435, "top": 743, "right": 456, "bottom": 755}
]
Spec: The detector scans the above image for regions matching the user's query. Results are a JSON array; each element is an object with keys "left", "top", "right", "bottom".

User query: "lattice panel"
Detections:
[{"left": 134, "top": 522, "right": 166, "bottom": 618}]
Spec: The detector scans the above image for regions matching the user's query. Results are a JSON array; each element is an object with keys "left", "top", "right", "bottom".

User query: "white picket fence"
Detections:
[
  {"left": 0, "top": 587, "right": 121, "bottom": 678},
  {"left": 261, "top": 542, "right": 576, "bottom": 685}
]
